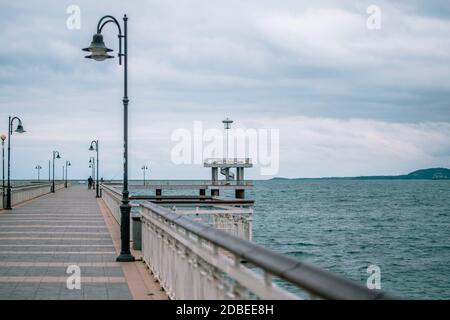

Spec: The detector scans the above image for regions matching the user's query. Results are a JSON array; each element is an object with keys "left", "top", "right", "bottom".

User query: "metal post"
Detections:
[
  {"left": 52, "top": 152, "right": 55, "bottom": 193},
  {"left": 117, "top": 15, "right": 134, "bottom": 262},
  {"left": 96, "top": 142, "right": 99, "bottom": 197},
  {"left": 65, "top": 161, "right": 70, "bottom": 188},
  {"left": 48, "top": 160, "right": 50, "bottom": 182},
  {"left": 142, "top": 165, "right": 148, "bottom": 186},
  {"left": 52, "top": 151, "right": 60, "bottom": 193},
  {"left": 84, "top": 14, "right": 134, "bottom": 262},
  {"left": 1, "top": 136, "right": 5, "bottom": 209},
  {"left": 92, "top": 158, "right": 95, "bottom": 190},
  {"left": 6, "top": 116, "right": 11, "bottom": 210}
]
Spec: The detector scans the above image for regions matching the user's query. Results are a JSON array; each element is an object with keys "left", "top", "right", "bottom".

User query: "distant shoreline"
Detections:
[{"left": 269, "top": 167, "right": 450, "bottom": 181}]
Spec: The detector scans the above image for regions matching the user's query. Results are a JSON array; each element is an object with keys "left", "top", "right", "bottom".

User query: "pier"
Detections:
[
  {"left": 0, "top": 181, "right": 393, "bottom": 300},
  {"left": 0, "top": 184, "right": 166, "bottom": 300}
]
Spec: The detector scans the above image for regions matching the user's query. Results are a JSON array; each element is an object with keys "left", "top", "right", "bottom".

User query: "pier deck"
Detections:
[{"left": 0, "top": 185, "right": 166, "bottom": 300}]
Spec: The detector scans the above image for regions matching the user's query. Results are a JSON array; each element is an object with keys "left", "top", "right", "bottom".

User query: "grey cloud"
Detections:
[{"left": 1, "top": 0, "right": 450, "bottom": 178}]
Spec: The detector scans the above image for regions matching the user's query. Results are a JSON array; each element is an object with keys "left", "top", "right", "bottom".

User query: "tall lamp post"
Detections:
[
  {"left": 82, "top": 14, "right": 134, "bottom": 262},
  {"left": 35, "top": 165, "right": 42, "bottom": 181},
  {"left": 65, "top": 161, "right": 71, "bottom": 188},
  {"left": 6, "top": 116, "right": 26, "bottom": 210},
  {"left": 51, "top": 151, "right": 61, "bottom": 193},
  {"left": 89, "top": 157, "right": 95, "bottom": 189},
  {"left": 222, "top": 118, "right": 233, "bottom": 159},
  {"left": 141, "top": 165, "right": 148, "bottom": 186},
  {"left": 1, "top": 134, "right": 6, "bottom": 209},
  {"left": 89, "top": 140, "right": 100, "bottom": 197}
]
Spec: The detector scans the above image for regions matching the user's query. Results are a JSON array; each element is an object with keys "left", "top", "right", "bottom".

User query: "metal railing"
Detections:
[
  {"left": 204, "top": 158, "right": 252, "bottom": 165},
  {"left": 105, "top": 180, "right": 254, "bottom": 188},
  {"left": 140, "top": 202, "right": 394, "bottom": 300}
]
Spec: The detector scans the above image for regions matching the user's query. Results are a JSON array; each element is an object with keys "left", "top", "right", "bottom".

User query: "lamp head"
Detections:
[
  {"left": 0, "top": 134, "right": 5, "bottom": 142},
  {"left": 56, "top": 154, "right": 61, "bottom": 159},
  {"left": 15, "top": 123, "right": 26, "bottom": 134},
  {"left": 89, "top": 145, "right": 95, "bottom": 151},
  {"left": 83, "top": 33, "right": 114, "bottom": 61},
  {"left": 222, "top": 117, "right": 233, "bottom": 130}
]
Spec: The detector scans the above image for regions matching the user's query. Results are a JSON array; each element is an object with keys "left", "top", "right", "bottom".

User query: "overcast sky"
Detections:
[{"left": 1, "top": 0, "right": 450, "bottom": 179}]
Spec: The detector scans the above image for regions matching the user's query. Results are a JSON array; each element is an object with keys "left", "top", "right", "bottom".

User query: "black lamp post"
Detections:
[
  {"left": 6, "top": 116, "right": 25, "bottom": 210},
  {"left": 1, "top": 134, "right": 6, "bottom": 209},
  {"left": 65, "top": 161, "right": 71, "bottom": 188},
  {"left": 89, "top": 140, "right": 100, "bottom": 197},
  {"left": 141, "top": 165, "right": 148, "bottom": 186},
  {"left": 51, "top": 151, "right": 61, "bottom": 193},
  {"left": 35, "top": 165, "right": 42, "bottom": 182},
  {"left": 83, "top": 14, "right": 134, "bottom": 262},
  {"left": 89, "top": 157, "right": 95, "bottom": 190}
]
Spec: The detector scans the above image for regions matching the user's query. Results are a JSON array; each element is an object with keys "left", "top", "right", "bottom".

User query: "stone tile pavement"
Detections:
[{"left": 0, "top": 185, "right": 135, "bottom": 300}]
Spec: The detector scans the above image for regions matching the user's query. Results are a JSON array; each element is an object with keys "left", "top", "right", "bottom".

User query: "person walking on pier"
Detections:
[{"left": 88, "top": 176, "right": 93, "bottom": 189}]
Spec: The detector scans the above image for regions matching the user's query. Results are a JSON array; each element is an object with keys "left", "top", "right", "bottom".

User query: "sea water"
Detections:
[
  {"left": 131, "top": 179, "right": 450, "bottom": 299},
  {"left": 247, "top": 180, "right": 450, "bottom": 299}
]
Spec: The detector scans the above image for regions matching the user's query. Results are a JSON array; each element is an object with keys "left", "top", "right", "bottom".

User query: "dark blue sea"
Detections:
[{"left": 246, "top": 180, "right": 450, "bottom": 299}]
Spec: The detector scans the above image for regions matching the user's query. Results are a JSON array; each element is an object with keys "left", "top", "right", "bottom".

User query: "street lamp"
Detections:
[
  {"left": 82, "top": 14, "right": 134, "bottom": 262},
  {"left": 89, "top": 140, "right": 100, "bottom": 197},
  {"left": 222, "top": 118, "right": 233, "bottom": 159},
  {"left": 52, "top": 151, "right": 61, "bottom": 193},
  {"left": 89, "top": 157, "right": 95, "bottom": 190},
  {"left": 6, "top": 116, "right": 26, "bottom": 210},
  {"left": 141, "top": 165, "right": 149, "bottom": 186},
  {"left": 35, "top": 165, "right": 42, "bottom": 181},
  {"left": 65, "top": 161, "right": 71, "bottom": 188},
  {"left": 1, "top": 134, "right": 6, "bottom": 209}
]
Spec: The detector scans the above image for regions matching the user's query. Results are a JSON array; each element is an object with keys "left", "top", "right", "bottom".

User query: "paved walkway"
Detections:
[{"left": 0, "top": 185, "right": 164, "bottom": 300}]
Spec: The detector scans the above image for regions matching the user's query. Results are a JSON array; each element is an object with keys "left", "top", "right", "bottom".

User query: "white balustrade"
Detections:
[
  {"left": 0, "top": 182, "right": 66, "bottom": 209},
  {"left": 101, "top": 184, "right": 122, "bottom": 224},
  {"left": 140, "top": 203, "right": 298, "bottom": 300}
]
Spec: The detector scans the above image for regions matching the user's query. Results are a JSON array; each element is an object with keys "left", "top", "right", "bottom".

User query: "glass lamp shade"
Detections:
[{"left": 83, "top": 33, "right": 114, "bottom": 61}]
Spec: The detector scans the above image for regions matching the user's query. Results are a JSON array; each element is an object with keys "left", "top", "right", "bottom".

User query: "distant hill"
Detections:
[
  {"left": 354, "top": 168, "right": 450, "bottom": 180},
  {"left": 270, "top": 168, "right": 450, "bottom": 180}
]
